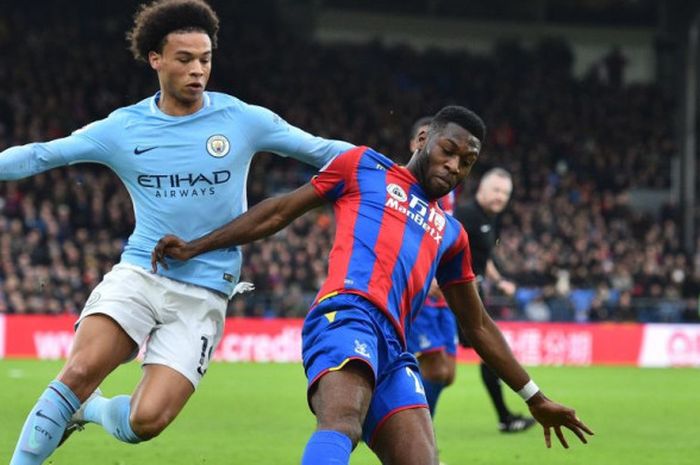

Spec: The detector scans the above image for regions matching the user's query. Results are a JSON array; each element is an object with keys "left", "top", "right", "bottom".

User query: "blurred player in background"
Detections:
[
  {"left": 3, "top": 1, "right": 353, "bottom": 464},
  {"left": 153, "top": 105, "right": 593, "bottom": 465},
  {"left": 405, "top": 117, "right": 459, "bottom": 418},
  {"left": 455, "top": 167, "right": 537, "bottom": 432}
]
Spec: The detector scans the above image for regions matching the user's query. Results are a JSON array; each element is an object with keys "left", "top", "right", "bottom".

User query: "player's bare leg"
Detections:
[
  {"left": 417, "top": 350, "right": 455, "bottom": 416},
  {"left": 301, "top": 362, "right": 374, "bottom": 464},
  {"left": 418, "top": 351, "right": 455, "bottom": 386},
  {"left": 67, "top": 331, "right": 195, "bottom": 445},
  {"left": 128, "top": 364, "right": 195, "bottom": 439},
  {"left": 310, "top": 362, "right": 373, "bottom": 445},
  {"left": 58, "top": 314, "right": 138, "bottom": 400},
  {"left": 9, "top": 315, "right": 137, "bottom": 465},
  {"left": 371, "top": 407, "right": 437, "bottom": 465}
]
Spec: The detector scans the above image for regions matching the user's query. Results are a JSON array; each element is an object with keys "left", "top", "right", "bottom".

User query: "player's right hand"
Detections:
[
  {"left": 496, "top": 279, "right": 517, "bottom": 296},
  {"left": 526, "top": 392, "right": 594, "bottom": 449},
  {"left": 151, "top": 234, "right": 193, "bottom": 272}
]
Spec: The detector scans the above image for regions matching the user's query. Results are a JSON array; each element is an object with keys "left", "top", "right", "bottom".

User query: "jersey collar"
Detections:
[{"left": 149, "top": 91, "right": 212, "bottom": 116}]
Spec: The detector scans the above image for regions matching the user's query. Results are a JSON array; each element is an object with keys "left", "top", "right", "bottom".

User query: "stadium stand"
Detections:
[{"left": 0, "top": 2, "right": 697, "bottom": 323}]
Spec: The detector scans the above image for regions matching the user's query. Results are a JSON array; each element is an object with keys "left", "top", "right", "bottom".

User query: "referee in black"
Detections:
[{"left": 455, "top": 167, "right": 536, "bottom": 433}]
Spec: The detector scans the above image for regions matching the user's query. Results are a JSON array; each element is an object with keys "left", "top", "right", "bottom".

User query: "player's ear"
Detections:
[
  {"left": 415, "top": 127, "right": 429, "bottom": 151},
  {"left": 148, "top": 51, "right": 162, "bottom": 71}
]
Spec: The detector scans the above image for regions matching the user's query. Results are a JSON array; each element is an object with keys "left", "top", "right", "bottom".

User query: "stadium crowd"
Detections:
[{"left": 0, "top": 2, "right": 697, "bottom": 322}]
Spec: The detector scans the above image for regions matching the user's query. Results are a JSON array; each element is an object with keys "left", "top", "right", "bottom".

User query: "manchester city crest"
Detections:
[{"left": 206, "top": 134, "right": 230, "bottom": 158}]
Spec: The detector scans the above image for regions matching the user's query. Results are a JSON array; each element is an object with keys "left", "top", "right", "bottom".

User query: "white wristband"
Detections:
[{"left": 517, "top": 380, "right": 539, "bottom": 401}]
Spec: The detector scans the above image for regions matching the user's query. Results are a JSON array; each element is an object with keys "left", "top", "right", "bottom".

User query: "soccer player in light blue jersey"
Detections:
[{"left": 4, "top": 1, "right": 353, "bottom": 464}]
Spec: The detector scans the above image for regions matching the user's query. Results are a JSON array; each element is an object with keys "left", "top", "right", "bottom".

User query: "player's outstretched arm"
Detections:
[
  {"left": 442, "top": 281, "right": 594, "bottom": 448},
  {"left": 0, "top": 138, "right": 85, "bottom": 180},
  {"left": 246, "top": 104, "right": 354, "bottom": 169},
  {"left": 0, "top": 117, "right": 118, "bottom": 181},
  {"left": 151, "top": 183, "right": 324, "bottom": 271}
]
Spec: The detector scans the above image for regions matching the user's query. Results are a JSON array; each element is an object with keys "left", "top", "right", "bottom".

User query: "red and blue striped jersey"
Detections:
[
  {"left": 424, "top": 190, "right": 457, "bottom": 308},
  {"left": 311, "top": 146, "right": 475, "bottom": 343},
  {"left": 439, "top": 191, "right": 455, "bottom": 216}
]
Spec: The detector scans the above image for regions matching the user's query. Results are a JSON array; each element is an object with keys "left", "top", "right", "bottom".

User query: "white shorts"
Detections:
[{"left": 77, "top": 263, "right": 228, "bottom": 388}]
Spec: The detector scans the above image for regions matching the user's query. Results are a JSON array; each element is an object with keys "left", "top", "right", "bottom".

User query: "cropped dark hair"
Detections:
[
  {"left": 410, "top": 116, "right": 433, "bottom": 140},
  {"left": 431, "top": 106, "right": 486, "bottom": 142},
  {"left": 127, "top": 0, "right": 219, "bottom": 62}
]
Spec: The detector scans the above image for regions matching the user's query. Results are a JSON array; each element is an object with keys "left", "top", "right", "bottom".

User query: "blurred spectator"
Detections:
[{"left": 0, "top": 2, "right": 696, "bottom": 323}]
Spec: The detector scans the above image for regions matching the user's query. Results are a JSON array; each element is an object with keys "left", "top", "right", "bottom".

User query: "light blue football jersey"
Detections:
[{"left": 0, "top": 91, "right": 354, "bottom": 296}]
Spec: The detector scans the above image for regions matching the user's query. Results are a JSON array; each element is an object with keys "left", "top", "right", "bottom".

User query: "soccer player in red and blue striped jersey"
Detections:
[
  {"left": 405, "top": 116, "right": 461, "bottom": 418},
  {"left": 152, "top": 105, "right": 593, "bottom": 464},
  {"left": 406, "top": 118, "right": 535, "bottom": 433}
]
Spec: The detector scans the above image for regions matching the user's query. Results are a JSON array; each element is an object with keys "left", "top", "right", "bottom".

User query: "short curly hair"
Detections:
[
  {"left": 127, "top": 0, "right": 219, "bottom": 62},
  {"left": 431, "top": 105, "right": 486, "bottom": 142}
]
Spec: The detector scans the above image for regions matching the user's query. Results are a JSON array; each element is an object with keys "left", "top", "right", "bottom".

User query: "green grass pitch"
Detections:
[{"left": 1, "top": 360, "right": 698, "bottom": 464}]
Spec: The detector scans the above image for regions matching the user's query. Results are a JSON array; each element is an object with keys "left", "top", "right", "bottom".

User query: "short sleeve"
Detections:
[
  {"left": 436, "top": 226, "right": 476, "bottom": 289},
  {"left": 310, "top": 146, "right": 366, "bottom": 202}
]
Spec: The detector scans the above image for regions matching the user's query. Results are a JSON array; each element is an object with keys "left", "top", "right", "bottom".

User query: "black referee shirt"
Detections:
[{"left": 454, "top": 198, "right": 498, "bottom": 278}]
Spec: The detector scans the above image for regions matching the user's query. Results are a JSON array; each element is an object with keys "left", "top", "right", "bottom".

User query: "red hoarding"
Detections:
[{"left": 1, "top": 315, "right": 698, "bottom": 367}]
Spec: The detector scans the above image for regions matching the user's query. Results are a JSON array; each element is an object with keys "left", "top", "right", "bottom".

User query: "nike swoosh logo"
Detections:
[
  {"left": 36, "top": 409, "right": 61, "bottom": 427},
  {"left": 134, "top": 146, "right": 159, "bottom": 155}
]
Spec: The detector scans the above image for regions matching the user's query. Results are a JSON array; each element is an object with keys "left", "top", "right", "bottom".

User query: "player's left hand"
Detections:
[
  {"left": 151, "top": 234, "right": 193, "bottom": 272},
  {"left": 526, "top": 392, "right": 594, "bottom": 448}
]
